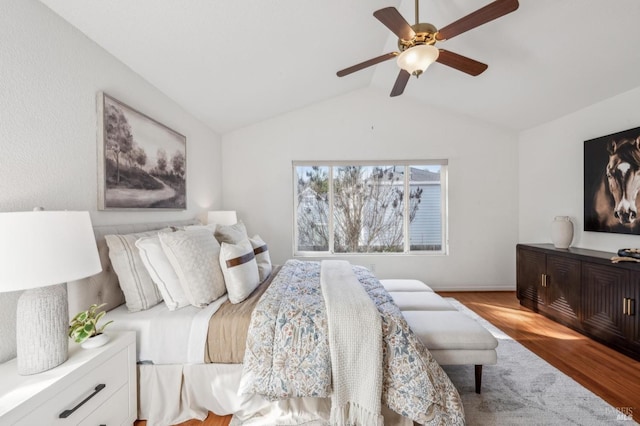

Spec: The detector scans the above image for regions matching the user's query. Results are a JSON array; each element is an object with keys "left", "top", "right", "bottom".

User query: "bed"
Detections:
[{"left": 67, "top": 220, "right": 464, "bottom": 425}]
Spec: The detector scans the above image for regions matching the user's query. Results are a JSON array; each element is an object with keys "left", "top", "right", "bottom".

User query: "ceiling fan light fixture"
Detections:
[{"left": 396, "top": 44, "right": 439, "bottom": 77}]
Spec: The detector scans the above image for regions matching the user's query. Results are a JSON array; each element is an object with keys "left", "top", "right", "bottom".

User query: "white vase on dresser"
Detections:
[{"left": 551, "top": 216, "right": 574, "bottom": 249}]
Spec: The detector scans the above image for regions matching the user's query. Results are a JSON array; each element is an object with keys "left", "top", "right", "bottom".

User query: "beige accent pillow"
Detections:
[
  {"left": 250, "top": 234, "right": 272, "bottom": 283},
  {"left": 214, "top": 221, "right": 248, "bottom": 244},
  {"left": 159, "top": 229, "right": 226, "bottom": 307},
  {"left": 105, "top": 230, "right": 165, "bottom": 312},
  {"left": 136, "top": 236, "right": 189, "bottom": 311},
  {"left": 219, "top": 239, "right": 260, "bottom": 304}
]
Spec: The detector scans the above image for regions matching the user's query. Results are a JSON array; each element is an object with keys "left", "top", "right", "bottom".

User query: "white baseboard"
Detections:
[{"left": 429, "top": 285, "right": 516, "bottom": 292}]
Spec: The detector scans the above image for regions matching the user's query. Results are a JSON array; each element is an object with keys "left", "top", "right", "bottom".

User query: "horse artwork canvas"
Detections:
[{"left": 584, "top": 126, "right": 640, "bottom": 234}]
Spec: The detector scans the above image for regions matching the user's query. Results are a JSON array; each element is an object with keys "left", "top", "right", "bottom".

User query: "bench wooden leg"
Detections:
[{"left": 475, "top": 365, "right": 482, "bottom": 394}]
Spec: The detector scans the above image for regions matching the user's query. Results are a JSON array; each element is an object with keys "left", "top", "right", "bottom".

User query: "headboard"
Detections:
[{"left": 67, "top": 219, "right": 198, "bottom": 318}]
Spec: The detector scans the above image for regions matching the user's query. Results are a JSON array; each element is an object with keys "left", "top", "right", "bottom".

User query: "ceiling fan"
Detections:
[{"left": 337, "top": 0, "right": 519, "bottom": 97}]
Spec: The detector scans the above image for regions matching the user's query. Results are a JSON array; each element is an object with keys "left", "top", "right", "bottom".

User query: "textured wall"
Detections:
[
  {"left": 0, "top": 292, "right": 20, "bottom": 363},
  {"left": 222, "top": 88, "right": 519, "bottom": 291},
  {"left": 0, "top": 0, "right": 222, "bottom": 362},
  {"left": 519, "top": 86, "right": 640, "bottom": 253},
  {"left": 0, "top": 0, "right": 222, "bottom": 220}
]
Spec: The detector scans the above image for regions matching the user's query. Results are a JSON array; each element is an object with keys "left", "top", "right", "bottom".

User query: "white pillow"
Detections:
[
  {"left": 159, "top": 229, "right": 226, "bottom": 308},
  {"left": 105, "top": 230, "right": 165, "bottom": 312},
  {"left": 219, "top": 239, "right": 260, "bottom": 304},
  {"left": 250, "top": 234, "right": 272, "bottom": 283},
  {"left": 184, "top": 224, "right": 216, "bottom": 233},
  {"left": 136, "top": 236, "right": 189, "bottom": 311},
  {"left": 214, "top": 221, "right": 248, "bottom": 244}
]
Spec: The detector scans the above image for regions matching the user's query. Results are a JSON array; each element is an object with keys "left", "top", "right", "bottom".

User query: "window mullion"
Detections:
[
  {"left": 404, "top": 165, "right": 410, "bottom": 253},
  {"left": 328, "top": 166, "right": 335, "bottom": 254},
  {"left": 441, "top": 166, "right": 448, "bottom": 254},
  {"left": 292, "top": 166, "right": 299, "bottom": 254}
]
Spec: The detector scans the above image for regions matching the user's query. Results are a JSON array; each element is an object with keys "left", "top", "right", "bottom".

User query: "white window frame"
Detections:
[{"left": 293, "top": 160, "right": 448, "bottom": 256}]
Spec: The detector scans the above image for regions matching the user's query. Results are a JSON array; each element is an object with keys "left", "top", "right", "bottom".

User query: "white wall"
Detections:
[
  {"left": 0, "top": 0, "right": 222, "bottom": 362},
  {"left": 519, "top": 86, "right": 640, "bottom": 252},
  {"left": 0, "top": 0, "right": 223, "bottom": 224},
  {"left": 222, "top": 88, "right": 519, "bottom": 290}
]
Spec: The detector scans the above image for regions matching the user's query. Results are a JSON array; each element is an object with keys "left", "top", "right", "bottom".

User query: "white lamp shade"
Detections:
[
  {"left": 397, "top": 45, "right": 440, "bottom": 75},
  {"left": 208, "top": 210, "right": 238, "bottom": 226},
  {"left": 0, "top": 211, "right": 101, "bottom": 292}
]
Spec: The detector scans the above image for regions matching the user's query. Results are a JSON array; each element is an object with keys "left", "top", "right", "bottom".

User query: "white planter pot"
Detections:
[
  {"left": 81, "top": 333, "right": 110, "bottom": 349},
  {"left": 551, "top": 216, "right": 573, "bottom": 249}
]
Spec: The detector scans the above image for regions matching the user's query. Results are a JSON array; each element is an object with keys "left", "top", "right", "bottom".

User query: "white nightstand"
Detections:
[{"left": 0, "top": 331, "right": 136, "bottom": 425}]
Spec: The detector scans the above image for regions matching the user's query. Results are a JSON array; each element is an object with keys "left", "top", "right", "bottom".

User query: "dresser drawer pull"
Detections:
[{"left": 59, "top": 384, "right": 106, "bottom": 419}]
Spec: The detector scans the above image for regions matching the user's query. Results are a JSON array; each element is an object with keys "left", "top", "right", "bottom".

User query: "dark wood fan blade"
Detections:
[
  {"left": 436, "top": 0, "right": 519, "bottom": 41},
  {"left": 336, "top": 52, "right": 397, "bottom": 77},
  {"left": 373, "top": 7, "right": 416, "bottom": 41},
  {"left": 390, "top": 70, "right": 411, "bottom": 97},
  {"left": 436, "top": 50, "right": 488, "bottom": 76}
]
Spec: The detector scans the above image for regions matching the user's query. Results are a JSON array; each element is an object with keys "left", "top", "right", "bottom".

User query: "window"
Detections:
[{"left": 294, "top": 161, "right": 447, "bottom": 255}]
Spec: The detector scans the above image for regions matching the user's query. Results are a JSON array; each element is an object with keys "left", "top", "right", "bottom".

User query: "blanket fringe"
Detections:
[{"left": 330, "top": 402, "right": 384, "bottom": 426}]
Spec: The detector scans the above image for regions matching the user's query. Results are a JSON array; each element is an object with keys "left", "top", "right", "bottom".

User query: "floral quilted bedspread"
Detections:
[{"left": 238, "top": 259, "right": 465, "bottom": 425}]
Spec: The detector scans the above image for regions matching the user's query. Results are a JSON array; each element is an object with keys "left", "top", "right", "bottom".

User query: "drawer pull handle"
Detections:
[
  {"left": 59, "top": 384, "right": 106, "bottom": 419},
  {"left": 623, "top": 298, "right": 636, "bottom": 316},
  {"left": 540, "top": 274, "right": 549, "bottom": 287}
]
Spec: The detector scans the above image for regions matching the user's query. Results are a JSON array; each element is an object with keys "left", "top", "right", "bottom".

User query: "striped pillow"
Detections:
[
  {"left": 105, "top": 230, "right": 166, "bottom": 312},
  {"left": 219, "top": 239, "right": 260, "bottom": 304},
  {"left": 250, "top": 234, "right": 272, "bottom": 283}
]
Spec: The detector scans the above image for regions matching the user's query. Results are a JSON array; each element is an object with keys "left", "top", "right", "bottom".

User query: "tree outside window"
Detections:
[{"left": 294, "top": 162, "right": 446, "bottom": 255}]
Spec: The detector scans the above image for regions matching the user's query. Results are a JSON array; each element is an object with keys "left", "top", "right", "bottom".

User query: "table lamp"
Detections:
[
  {"left": 207, "top": 210, "right": 238, "bottom": 226},
  {"left": 0, "top": 210, "right": 101, "bottom": 375}
]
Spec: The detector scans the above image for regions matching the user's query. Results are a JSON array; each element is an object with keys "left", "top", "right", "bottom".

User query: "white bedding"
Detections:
[
  {"left": 104, "top": 295, "right": 229, "bottom": 364},
  {"left": 67, "top": 221, "right": 424, "bottom": 425},
  {"left": 137, "top": 363, "right": 412, "bottom": 426}
]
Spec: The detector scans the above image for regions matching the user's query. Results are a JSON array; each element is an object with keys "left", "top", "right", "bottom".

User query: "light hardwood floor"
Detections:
[
  {"left": 135, "top": 291, "right": 640, "bottom": 425},
  {"left": 441, "top": 291, "right": 640, "bottom": 423}
]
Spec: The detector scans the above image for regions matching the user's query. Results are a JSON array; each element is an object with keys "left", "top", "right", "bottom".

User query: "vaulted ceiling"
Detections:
[{"left": 38, "top": 0, "right": 640, "bottom": 134}]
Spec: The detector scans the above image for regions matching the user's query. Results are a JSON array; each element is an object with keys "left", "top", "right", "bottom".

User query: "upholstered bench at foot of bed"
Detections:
[
  {"left": 387, "top": 291, "right": 457, "bottom": 311},
  {"left": 379, "top": 279, "right": 434, "bottom": 292},
  {"left": 381, "top": 280, "right": 498, "bottom": 394},
  {"left": 402, "top": 310, "right": 498, "bottom": 394}
]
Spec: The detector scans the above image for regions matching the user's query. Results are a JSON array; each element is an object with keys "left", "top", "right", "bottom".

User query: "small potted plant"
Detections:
[{"left": 68, "top": 303, "right": 113, "bottom": 349}]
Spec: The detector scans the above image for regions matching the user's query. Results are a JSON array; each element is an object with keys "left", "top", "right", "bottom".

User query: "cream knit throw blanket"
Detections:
[{"left": 320, "top": 260, "right": 384, "bottom": 426}]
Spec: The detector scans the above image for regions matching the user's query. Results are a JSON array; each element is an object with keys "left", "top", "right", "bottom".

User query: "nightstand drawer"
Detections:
[
  {"left": 15, "top": 346, "right": 129, "bottom": 425},
  {"left": 79, "top": 383, "right": 129, "bottom": 426}
]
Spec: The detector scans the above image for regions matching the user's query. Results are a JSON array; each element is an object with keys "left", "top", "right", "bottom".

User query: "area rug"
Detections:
[{"left": 442, "top": 299, "right": 637, "bottom": 425}]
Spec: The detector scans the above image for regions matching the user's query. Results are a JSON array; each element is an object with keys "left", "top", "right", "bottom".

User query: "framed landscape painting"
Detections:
[
  {"left": 584, "top": 125, "right": 640, "bottom": 234},
  {"left": 97, "top": 92, "right": 186, "bottom": 210}
]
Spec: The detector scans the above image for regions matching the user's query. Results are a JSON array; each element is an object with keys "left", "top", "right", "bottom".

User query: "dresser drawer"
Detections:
[{"left": 14, "top": 347, "right": 129, "bottom": 425}]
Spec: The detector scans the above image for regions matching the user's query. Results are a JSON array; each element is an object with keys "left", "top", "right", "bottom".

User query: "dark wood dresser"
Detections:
[{"left": 517, "top": 244, "right": 639, "bottom": 361}]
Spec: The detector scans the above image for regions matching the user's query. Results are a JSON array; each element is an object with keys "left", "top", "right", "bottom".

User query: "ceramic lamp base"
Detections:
[{"left": 16, "top": 284, "right": 69, "bottom": 375}]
